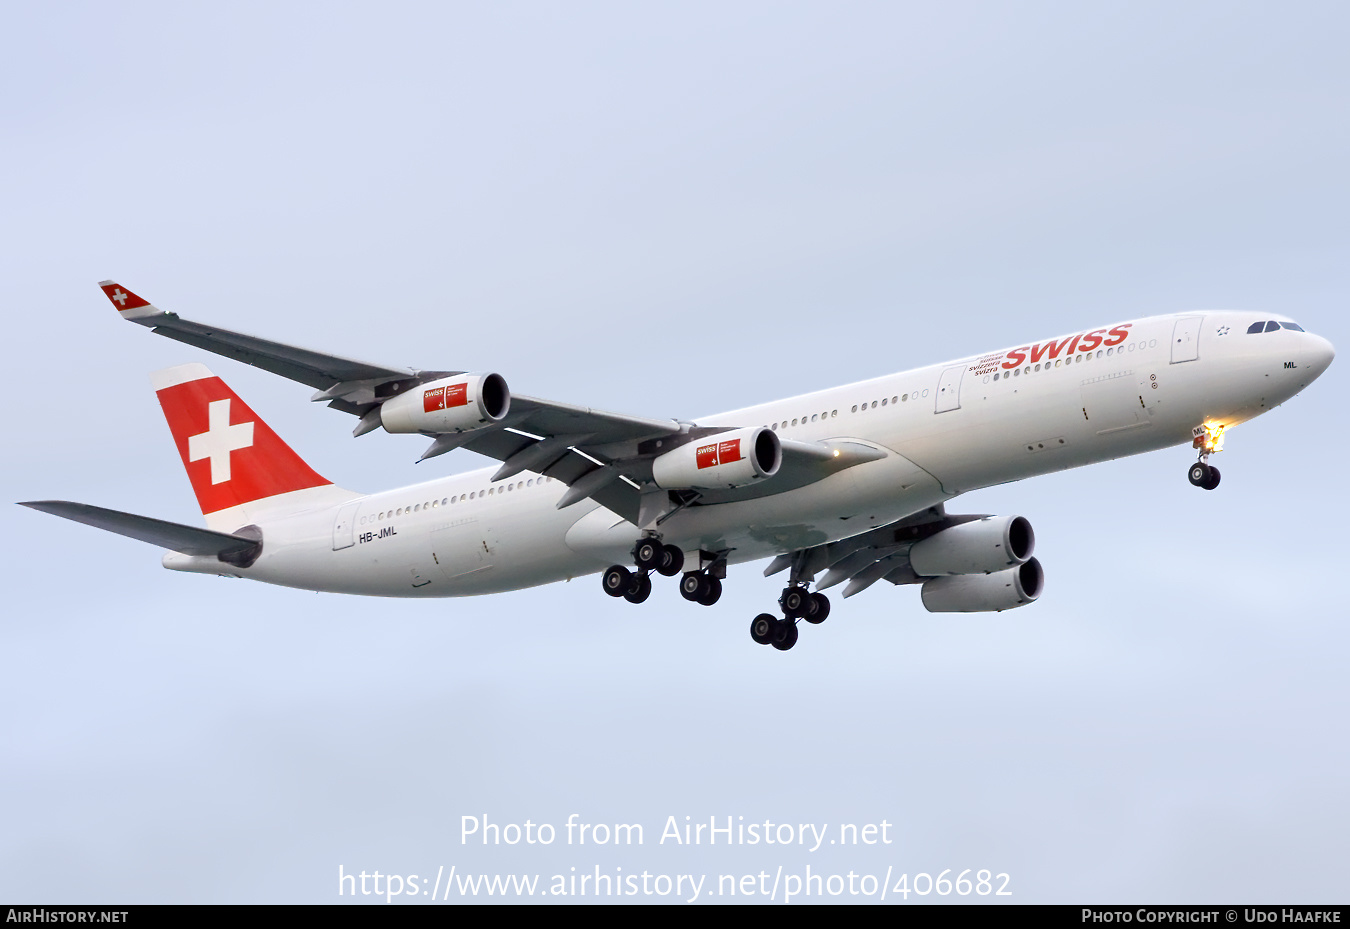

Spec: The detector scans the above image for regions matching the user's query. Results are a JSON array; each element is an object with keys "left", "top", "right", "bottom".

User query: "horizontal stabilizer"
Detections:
[{"left": 19, "top": 501, "right": 262, "bottom": 564}]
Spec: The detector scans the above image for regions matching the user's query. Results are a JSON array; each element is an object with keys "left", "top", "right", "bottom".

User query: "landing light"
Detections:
[{"left": 1192, "top": 421, "right": 1227, "bottom": 455}]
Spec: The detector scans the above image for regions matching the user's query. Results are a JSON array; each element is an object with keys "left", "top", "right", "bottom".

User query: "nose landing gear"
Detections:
[
  {"left": 1188, "top": 422, "right": 1226, "bottom": 491},
  {"left": 1187, "top": 461, "right": 1221, "bottom": 490}
]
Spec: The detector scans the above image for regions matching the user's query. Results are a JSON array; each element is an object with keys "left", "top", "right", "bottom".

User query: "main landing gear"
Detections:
[
  {"left": 679, "top": 570, "right": 723, "bottom": 606},
  {"left": 601, "top": 537, "right": 689, "bottom": 604},
  {"left": 1187, "top": 421, "right": 1226, "bottom": 491},
  {"left": 749, "top": 585, "right": 831, "bottom": 651}
]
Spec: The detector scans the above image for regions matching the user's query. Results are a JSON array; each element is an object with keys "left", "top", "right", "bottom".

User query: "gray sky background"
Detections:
[{"left": 3, "top": 1, "right": 1347, "bottom": 903}]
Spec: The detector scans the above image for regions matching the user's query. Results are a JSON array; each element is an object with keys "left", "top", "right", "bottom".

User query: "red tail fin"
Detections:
[{"left": 152, "top": 363, "right": 331, "bottom": 516}]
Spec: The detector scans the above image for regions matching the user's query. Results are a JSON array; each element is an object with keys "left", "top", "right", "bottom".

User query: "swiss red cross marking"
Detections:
[
  {"left": 187, "top": 399, "right": 255, "bottom": 484},
  {"left": 111, "top": 288, "right": 128, "bottom": 306}
]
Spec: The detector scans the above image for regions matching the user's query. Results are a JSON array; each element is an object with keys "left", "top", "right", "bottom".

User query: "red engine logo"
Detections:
[
  {"left": 423, "top": 383, "right": 469, "bottom": 413},
  {"left": 697, "top": 438, "right": 743, "bottom": 469}
]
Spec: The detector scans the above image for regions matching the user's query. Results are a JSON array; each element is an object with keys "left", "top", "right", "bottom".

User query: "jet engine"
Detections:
[
  {"left": 379, "top": 373, "right": 510, "bottom": 435},
  {"left": 920, "top": 558, "right": 1045, "bottom": 613},
  {"left": 908, "top": 515, "right": 1035, "bottom": 576},
  {"left": 651, "top": 427, "right": 781, "bottom": 490}
]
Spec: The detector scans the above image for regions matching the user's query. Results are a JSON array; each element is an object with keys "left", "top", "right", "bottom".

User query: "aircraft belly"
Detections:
[{"left": 566, "top": 452, "right": 949, "bottom": 565}]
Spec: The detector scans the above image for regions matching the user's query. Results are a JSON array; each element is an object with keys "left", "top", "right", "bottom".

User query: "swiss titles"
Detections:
[{"left": 1001, "top": 325, "right": 1131, "bottom": 370}]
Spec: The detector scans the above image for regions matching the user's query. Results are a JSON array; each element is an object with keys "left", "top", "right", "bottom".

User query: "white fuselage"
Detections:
[{"left": 164, "top": 312, "right": 1333, "bottom": 597}]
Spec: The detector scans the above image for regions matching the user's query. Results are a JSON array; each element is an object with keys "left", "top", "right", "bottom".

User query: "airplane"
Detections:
[{"left": 20, "top": 282, "right": 1335, "bottom": 651}]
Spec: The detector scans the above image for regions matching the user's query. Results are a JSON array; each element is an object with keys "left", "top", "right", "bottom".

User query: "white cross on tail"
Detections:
[{"left": 187, "top": 399, "right": 254, "bottom": 484}]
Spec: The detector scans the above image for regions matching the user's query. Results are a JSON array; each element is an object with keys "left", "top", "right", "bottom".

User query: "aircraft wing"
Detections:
[
  {"left": 760, "top": 506, "right": 990, "bottom": 598},
  {"left": 99, "top": 281, "right": 685, "bottom": 521},
  {"left": 98, "top": 281, "right": 882, "bottom": 525}
]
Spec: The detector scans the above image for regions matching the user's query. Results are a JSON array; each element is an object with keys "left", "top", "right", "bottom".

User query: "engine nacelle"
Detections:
[
  {"left": 380, "top": 373, "right": 510, "bottom": 435},
  {"left": 909, "top": 515, "right": 1035, "bottom": 576},
  {"left": 651, "top": 427, "right": 781, "bottom": 490},
  {"left": 920, "top": 558, "right": 1045, "bottom": 613}
]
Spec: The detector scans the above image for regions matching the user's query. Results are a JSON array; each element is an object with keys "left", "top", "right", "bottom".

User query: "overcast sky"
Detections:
[{"left": 3, "top": 1, "right": 1348, "bottom": 904}]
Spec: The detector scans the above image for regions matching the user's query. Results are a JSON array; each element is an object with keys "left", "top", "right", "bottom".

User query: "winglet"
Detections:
[{"left": 98, "top": 280, "right": 160, "bottom": 321}]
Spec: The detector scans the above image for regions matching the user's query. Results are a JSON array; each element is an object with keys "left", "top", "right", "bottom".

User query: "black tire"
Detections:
[
  {"left": 750, "top": 613, "right": 776, "bottom": 645},
  {"left": 680, "top": 571, "right": 709, "bottom": 602},
  {"left": 771, "top": 619, "right": 799, "bottom": 651},
  {"left": 656, "top": 544, "right": 685, "bottom": 577},
  {"left": 1202, "top": 465, "right": 1221, "bottom": 490},
  {"left": 623, "top": 572, "right": 652, "bottom": 604},
  {"left": 602, "top": 565, "right": 632, "bottom": 597},
  {"left": 804, "top": 591, "right": 831, "bottom": 624},
  {"left": 633, "top": 539, "right": 661, "bottom": 572},
  {"left": 697, "top": 575, "right": 722, "bottom": 606},
  {"left": 781, "top": 586, "right": 809, "bottom": 619},
  {"left": 1188, "top": 462, "right": 1209, "bottom": 487}
]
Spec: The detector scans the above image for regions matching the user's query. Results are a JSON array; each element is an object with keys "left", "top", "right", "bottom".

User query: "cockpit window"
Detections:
[
  {"left": 1264, "top": 320, "right": 1281, "bottom": 332},
  {"left": 1280, "top": 321, "right": 1305, "bottom": 332},
  {"left": 1247, "top": 322, "right": 1267, "bottom": 334}
]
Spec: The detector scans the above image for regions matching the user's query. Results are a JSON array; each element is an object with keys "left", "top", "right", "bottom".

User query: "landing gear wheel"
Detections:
[
  {"left": 1188, "top": 462, "right": 1209, "bottom": 487},
  {"left": 780, "top": 586, "right": 810, "bottom": 620},
  {"left": 680, "top": 571, "right": 710, "bottom": 602},
  {"left": 633, "top": 539, "right": 662, "bottom": 572},
  {"left": 602, "top": 565, "right": 632, "bottom": 598},
  {"left": 697, "top": 575, "right": 722, "bottom": 606},
  {"left": 623, "top": 572, "right": 652, "bottom": 604},
  {"left": 804, "top": 591, "right": 831, "bottom": 624},
  {"left": 1202, "top": 465, "right": 1221, "bottom": 490},
  {"left": 655, "top": 544, "right": 685, "bottom": 577},
  {"left": 750, "top": 613, "right": 776, "bottom": 645},
  {"left": 771, "top": 619, "right": 799, "bottom": 651}
]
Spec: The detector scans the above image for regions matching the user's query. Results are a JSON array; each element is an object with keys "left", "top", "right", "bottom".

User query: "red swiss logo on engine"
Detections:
[
  {"left": 696, "top": 438, "right": 743, "bottom": 469},
  {"left": 423, "top": 383, "right": 469, "bottom": 413}
]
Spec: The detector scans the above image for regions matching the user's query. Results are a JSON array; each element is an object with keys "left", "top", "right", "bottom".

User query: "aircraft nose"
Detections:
[{"left": 1305, "top": 334, "right": 1335, "bottom": 378}]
